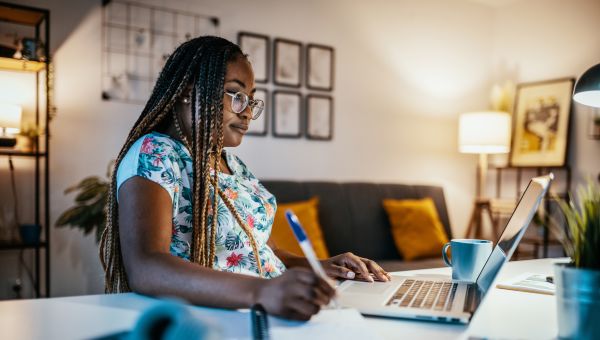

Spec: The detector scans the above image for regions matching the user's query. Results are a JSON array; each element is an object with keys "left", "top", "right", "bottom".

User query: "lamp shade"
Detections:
[
  {"left": 573, "top": 63, "right": 600, "bottom": 108},
  {"left": 459, "top": 111, "right": 511, "bottom": 154},
  {"left": 0, "top": 103, "right": 22, "bottom": 134}
]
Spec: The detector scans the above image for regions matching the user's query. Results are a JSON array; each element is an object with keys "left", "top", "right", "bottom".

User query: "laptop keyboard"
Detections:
[{"left": 387, "top": 279, "right": 458, "bottom": 311}]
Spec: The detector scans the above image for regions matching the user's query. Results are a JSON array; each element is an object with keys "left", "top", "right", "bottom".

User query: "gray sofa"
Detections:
[{"left": 261, "top": 181, "right": 454, "bottom": 272}]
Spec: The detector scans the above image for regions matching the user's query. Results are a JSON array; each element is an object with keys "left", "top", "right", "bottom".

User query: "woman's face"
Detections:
[{"left": 176, "top": 56, "right": 256, "bottom": 148}]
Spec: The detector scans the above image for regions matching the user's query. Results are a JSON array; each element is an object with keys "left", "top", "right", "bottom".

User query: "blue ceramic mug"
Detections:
[{"left": 442, "top": 239, "right": 493, "bottom": 282}]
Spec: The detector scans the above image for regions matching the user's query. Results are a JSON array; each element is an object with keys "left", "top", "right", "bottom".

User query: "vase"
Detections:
[{"left": 554, "top": 263, "right": 600, "bottom": 339}]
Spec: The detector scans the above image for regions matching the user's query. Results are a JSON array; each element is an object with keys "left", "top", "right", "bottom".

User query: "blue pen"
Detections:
[{"left": 285, "top": 210, "right": 339, "bottom": 308}]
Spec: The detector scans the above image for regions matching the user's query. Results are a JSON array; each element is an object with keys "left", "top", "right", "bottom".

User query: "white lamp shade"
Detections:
[
  {"left": 459, "top": 111, "right": 511, "bottom": 154},
  {"left": 0, "top": 103, "right": 22, "bottom": 134}
]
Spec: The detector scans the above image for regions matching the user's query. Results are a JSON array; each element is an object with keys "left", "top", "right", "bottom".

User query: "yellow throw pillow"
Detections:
[
  {"left": 382, "top": 198, "right": 449, "bottom": 261},
  {"left": 269, "top": 197, "right": 330, "bottom": 260}
]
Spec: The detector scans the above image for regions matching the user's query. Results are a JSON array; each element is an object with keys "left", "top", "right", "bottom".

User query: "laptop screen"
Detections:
[{"left": 475, "top": 174, "right": 553, "bottom": 294}]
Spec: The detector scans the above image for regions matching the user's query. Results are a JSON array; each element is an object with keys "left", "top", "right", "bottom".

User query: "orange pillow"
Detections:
[
  {"left": 382, "top": 198, "right": 449, "bottom": 261},
  {"left": 269, "top": 197, "right": 330, "bottom": 259}
]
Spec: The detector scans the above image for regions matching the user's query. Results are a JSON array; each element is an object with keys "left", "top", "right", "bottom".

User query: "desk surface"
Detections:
[{"left": 0, "top": 258, "right": 564, "bottom": 340}]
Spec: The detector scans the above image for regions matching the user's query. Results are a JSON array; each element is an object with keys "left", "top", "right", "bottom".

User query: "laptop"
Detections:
[{"left": 337, "top": 174, "right": 553, "bottom": 324}]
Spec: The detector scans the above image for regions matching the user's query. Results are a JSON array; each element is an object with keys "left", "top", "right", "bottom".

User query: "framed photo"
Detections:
[
  {"left": 238, "top": 32, "right": 269, "bottom": 83},
  {"left": 272, "top": 91, "right": 302, "bottom": 138},
  {"left": 306, "top": 95, "right": 333, "bottom": 140},
  {"left": 509, "top": 78, "right": 575, "bottom": 167},
  {"left": 246, "top": 88, "right": 268, "bottom": 136},
  {"left": 273, "top": 38, "right": 302, "bottom": 87},
  {"left": 306, "top": 44, "right": 334, "bottom": 91}
]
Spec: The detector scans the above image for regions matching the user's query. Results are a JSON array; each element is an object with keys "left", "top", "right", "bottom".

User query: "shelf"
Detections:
[
  {"left": 0, "top": 57, "right": 46, "bottom": 72},
  {"left": 0, "top": 148, "right": 46, "bottom": 157},
  {"left": 0, "top": 241, "right": 47, "bottom": 250},
  {"left": 491, "top": 165, "right": 570, "bottom": 170},
  {"left": 0, "top": 3, "right": 47, "bottom": 25}
]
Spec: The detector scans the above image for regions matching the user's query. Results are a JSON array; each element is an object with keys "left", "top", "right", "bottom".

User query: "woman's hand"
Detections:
[
  {"left": 253, "top": 267, "right": 335, "bottom": 321},
  {"left": 321, "top": 252, "right": 391, "bottom": 282}
]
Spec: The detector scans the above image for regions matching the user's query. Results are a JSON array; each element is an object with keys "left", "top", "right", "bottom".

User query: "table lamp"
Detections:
[
  {"left": 0, "top": 103, "right": 22, "bottom": 147},
  {"left": 573, "top": 63, "right": 600, "bottom": 182},
  {"left": 459, "top": 111, "right": 511, "bottom": 238}
]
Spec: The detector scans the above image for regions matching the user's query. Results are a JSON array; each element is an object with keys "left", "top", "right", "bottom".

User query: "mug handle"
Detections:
[{"left": 442, "top": 242, "right": 452, "bottom": 267}]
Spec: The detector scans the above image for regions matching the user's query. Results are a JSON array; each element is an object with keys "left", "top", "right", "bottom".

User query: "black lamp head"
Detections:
[{"left": 573, "top": 63, "right": 600, "bottom": 108}]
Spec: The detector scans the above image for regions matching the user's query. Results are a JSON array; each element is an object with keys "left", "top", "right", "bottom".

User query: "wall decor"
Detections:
[
  {"left": 246, "top": 88, "right": 268, "bottom": 136},
  {"left": 306, "top": 94, "right": 333, "bottom": 140},
  {"left": 273, "top": 38, "right": 302, "bottom": 88},
  {"left": 238, "top": 32, "right": 269, "bottom": 84},
  {"left": 510, "top": 78, "right": 574, "bottom": 167},
  {"left": 306, "top": 44, "right": 334, "bottom": 91},
  {"left": 273, "top": 91, "right": 302, "bottom": 138},
  {"left": 101, "top": 0, "right": 219, "bottom": 103}
]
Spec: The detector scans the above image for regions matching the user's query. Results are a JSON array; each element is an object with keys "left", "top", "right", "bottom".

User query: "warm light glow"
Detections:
[
  {"left": 459, "top": 111, "right": 511, "bottom": 154},
  {"left": 0, "top": 103, "right": 22, "bottom": 135}
]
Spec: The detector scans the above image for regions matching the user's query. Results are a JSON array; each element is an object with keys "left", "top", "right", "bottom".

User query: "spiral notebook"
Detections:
[{"left": 496, "top": 273, "right": 555, "bottom": 295}]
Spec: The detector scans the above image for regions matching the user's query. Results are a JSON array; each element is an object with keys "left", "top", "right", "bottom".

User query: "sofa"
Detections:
[{"left": 261, "top": 180, "right": 454, "bottom": 272}]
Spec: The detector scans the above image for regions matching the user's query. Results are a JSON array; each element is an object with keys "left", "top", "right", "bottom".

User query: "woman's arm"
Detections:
[
  {"left": 118, "top": 177, "right": 334, "bottom": 319},
  {"left": 271, "top": 242, "right": 391, "bottom": 282}
]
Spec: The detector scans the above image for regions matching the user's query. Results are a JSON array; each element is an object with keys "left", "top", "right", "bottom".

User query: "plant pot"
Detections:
[
  {"left": 554, "top": 263, "right": 600, "bottom": 339},
  {"left": 19, "top": 224, "right": 41, "bottom": 245}
]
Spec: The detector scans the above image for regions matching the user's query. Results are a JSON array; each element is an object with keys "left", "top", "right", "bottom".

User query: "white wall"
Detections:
[{"left": 0, "top": 0, "right": 598, "bottom": 298}]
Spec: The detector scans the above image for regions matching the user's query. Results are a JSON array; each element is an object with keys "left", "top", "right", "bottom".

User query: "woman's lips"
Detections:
[{"left": 230, "top": 124, "right": 248, "bottom": 134}]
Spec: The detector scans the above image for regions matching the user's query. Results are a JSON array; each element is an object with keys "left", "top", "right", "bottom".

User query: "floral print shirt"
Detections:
[{"left": 116, "top": 131, "right": 286, "bottom": 278}]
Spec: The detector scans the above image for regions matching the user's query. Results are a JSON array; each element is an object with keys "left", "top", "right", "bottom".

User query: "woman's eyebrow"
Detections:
[{"left": 225, "top": 79, "right": 246, "bottom": 88}]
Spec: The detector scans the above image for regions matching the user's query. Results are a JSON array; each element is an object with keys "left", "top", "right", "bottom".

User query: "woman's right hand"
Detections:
[{"left": 253, "top": 267, "right": 336, "bottom": 320}]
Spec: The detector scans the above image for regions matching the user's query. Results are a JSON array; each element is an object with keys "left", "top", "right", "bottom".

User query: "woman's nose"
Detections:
[{"left": 238, "top": 106, "right": 252, "bottom": 120}]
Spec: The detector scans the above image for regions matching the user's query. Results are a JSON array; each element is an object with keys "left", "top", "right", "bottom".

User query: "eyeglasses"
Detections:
[{"left": 225, "top": 91, "right": 264, "bottom": 120}]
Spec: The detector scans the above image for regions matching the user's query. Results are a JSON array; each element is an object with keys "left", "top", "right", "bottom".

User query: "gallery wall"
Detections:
[{"left": 0, "top": 0, "right": 598, "bottom": 298}]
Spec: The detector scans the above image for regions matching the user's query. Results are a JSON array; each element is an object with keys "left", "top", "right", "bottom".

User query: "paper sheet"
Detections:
[{"left": 269, "top": 308, "right": 380, "bottom": 340}]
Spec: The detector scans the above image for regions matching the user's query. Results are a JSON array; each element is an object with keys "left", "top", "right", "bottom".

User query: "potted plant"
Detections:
[
  {"left": 56, "top": 162, "right": 112, "bottom": 242},
  {"left": 550, "top": 180, "right": 600, "bottom": 339},
  {"left": 16, "top": 122, "right": 43, "bottom": 152}
]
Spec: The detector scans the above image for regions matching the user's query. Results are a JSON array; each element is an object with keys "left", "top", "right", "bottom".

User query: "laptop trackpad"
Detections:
[{"left": 342, "top": 282, "right": 393, "bottom": 295}]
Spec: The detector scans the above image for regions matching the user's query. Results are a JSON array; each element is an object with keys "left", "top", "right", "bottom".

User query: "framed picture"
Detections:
[
  {"left": 273, "top": 38, "right": 302, "bottom": 87},
  {"left": 238, "top": 32, "right": 269, "bottom": 83},
  {"left": 246, "top": 88, "right": 268, "bottom": 136},
  {"left": 509, "top": 78, "right": 575, "bottom": 167},
  {"left": 272, "top": 91, "right": 302, "bottom": 138},
  {"left": 306, "top": 94, "right": 333, "bottom": 140},
  {"left": 306, "top": 44, "right": 334, "bottom": 91}
]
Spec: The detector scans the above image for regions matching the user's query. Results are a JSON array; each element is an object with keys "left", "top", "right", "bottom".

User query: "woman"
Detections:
[{"left": 100, "top": 36, "right": 390, "bottom": 320}]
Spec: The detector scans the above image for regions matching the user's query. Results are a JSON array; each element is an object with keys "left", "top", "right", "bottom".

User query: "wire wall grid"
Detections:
[{"left": 101, "top": 0, "right": 219, "bottom": 104}]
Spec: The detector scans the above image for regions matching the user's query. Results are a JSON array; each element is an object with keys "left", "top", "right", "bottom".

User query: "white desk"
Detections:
[{"left": 0, "top": 258, "right": 564, "bottom": 340}]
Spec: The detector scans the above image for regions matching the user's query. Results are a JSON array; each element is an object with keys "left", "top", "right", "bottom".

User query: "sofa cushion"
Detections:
[
  {"left": 270, "top": 197, "right": 330, "bottom": 259},
  {"left": 383, "top": 198, "right": 449, "bottom": 261}
]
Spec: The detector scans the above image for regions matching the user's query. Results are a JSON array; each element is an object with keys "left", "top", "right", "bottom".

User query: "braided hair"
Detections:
[{"left": 100, "top": 36, "right": 263, "bottom": 293}]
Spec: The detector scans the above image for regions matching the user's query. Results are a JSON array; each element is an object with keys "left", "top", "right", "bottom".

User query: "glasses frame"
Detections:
[{"left": 224, "top": 91, "right": 264, "bottom": 120}]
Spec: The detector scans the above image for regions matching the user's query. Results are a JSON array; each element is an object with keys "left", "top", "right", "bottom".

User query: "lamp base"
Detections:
[{"left": 0, "top": 137, "right": 17, "bottom": 147}]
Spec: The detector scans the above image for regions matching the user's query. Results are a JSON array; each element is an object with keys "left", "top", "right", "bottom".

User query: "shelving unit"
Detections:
[
  {"left": 0, "top": 1, "right": 50, "bottom": 298},
  {"left": 490, "top": 165, "right": 570, "bottom": 259}
]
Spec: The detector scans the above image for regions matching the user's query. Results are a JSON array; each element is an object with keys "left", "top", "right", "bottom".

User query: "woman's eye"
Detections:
[{"left": 225, "top": 89, "right": 238, "bottom": 94}]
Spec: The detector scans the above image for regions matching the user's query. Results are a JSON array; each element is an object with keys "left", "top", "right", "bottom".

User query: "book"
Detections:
[{"left": 496, "top": 272, "right": 555, "bottom": 295}]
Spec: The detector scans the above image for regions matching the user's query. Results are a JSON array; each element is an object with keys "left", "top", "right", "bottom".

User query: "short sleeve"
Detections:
[{"left": 116, "top": 135, "right": 179, "bottom": 204}]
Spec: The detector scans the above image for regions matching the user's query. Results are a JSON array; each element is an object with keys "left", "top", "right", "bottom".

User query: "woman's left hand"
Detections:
[{"left": 321, "top": 252, "right": 392, "bottom": 282}]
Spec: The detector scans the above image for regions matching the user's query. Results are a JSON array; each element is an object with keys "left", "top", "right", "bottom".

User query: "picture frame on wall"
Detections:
[
  {"left": 238, "top": 32, "right": 269, "bottom": 83},
  {"left": 273, "top": 38, "right": 302, "bottom": 87},
  {"left": 306, "top": 44, "right": 334, "bottom": 91},
  {"left": 273, "top": 91, "right": 302, "bottom": 138},
  {"left": 509, "top": 78, "right": 575, "bottom": 167},
  {"left": 246, "top": 88, "right": 268, "bottom": 136},
  {"left": 306, "top": 94, "right": 333, "bottom": 140}
]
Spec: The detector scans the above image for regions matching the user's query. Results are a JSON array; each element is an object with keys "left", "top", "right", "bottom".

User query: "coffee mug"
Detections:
[{"left": 442, "top": 239, "right": 492, "bottom": 282}]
